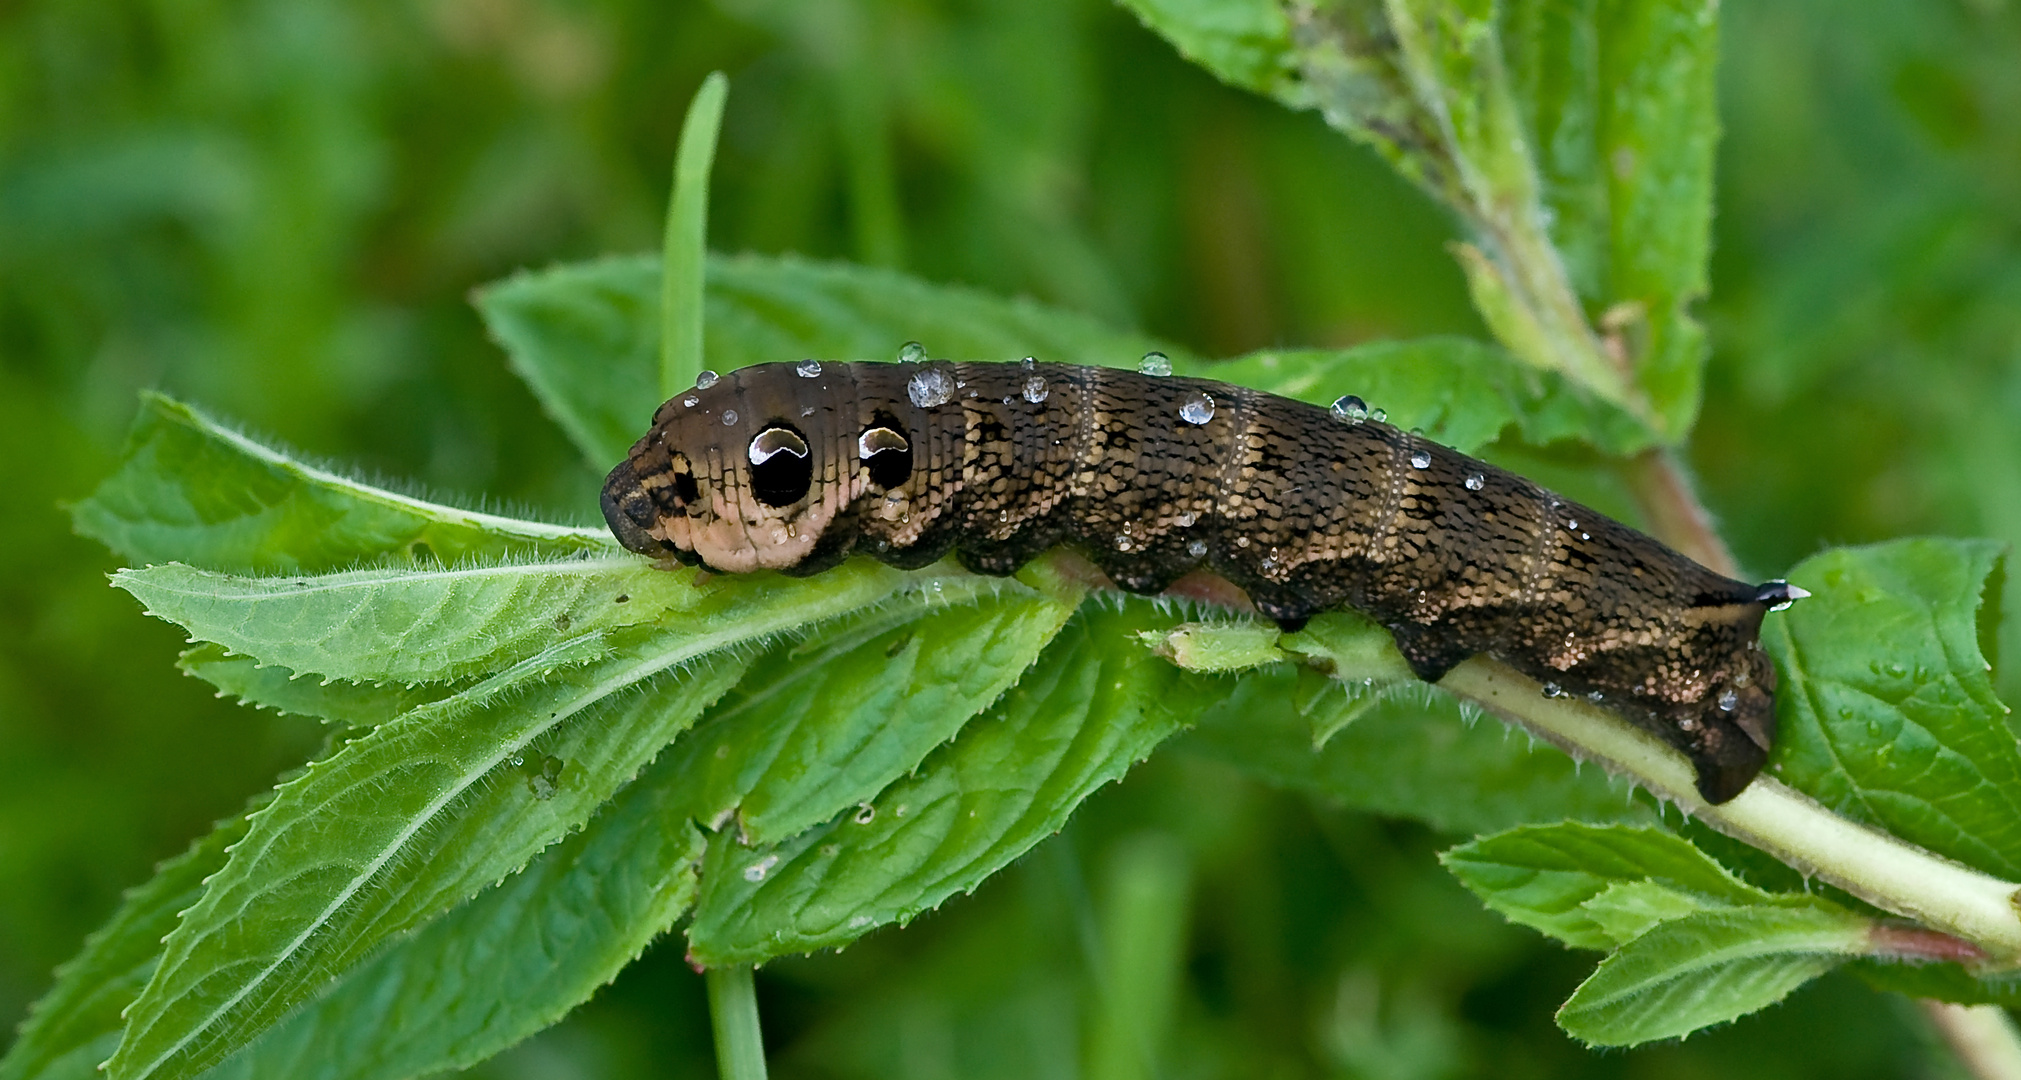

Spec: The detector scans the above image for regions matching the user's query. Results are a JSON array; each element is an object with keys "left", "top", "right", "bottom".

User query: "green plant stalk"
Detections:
[
  {"left": 707, "top": 964, "right": 768, "bottom": 1080},
  {"left": 1921, "top": 1002, "right": 2021, "bottom": 1080},
  {"left": 663, "top": 72, "right": 729, "bottom": 401},
  {"left": 1437, "top": 658, "right": 2021, "bottom": 961}
]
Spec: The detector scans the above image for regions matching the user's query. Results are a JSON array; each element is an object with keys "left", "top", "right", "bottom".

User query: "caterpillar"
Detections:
[{"left": 601, "top": 354, "right": 1802, "bottom": 803}]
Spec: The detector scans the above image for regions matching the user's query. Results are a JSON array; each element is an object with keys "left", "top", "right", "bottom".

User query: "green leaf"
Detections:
[
  {"left": 1501, "top": 0, "right": 1607, "bottom": 299},
  {"left": 663, "top": 587, "right": 1081, "bottom": 848},
  {"left": 683, "top": 602, "right": 1191, "bottom": 965},
  {"left": 196, "top": 750, "right": 710, "bottom": 1080},
  {"left": 476, "top": 253, "right": 1181, "bottom": 466},
  {"left": 1593, "top": 0, "right": 1720, "bottom": 433},
  {"left": 1763, "top": 539, "right": 2021, "bottom": 880},
  {"left": 1198, "top": 338, "right": 1651, "bottom": 455},
  {"left": 1555, "top": 907, "right": 1869, "bottom": 1047},
  {"left": 72, "top": 394, "right": 609, "bottom": 573},
  {"left": 177, "top": 644, "right": 456, "bottom": 727},
  {"left": 107, "top": 639, "right": 752, "bottom": 1080},
  {"left": 1178, "top": 661, "right": 1652, "bottom": 838},
  {"left": 1440, "top": 823, "right": 1818, "bottom": 951},
  {"left": 112, "top": 554, "right": 907, "bottom": 686},
  {"left": 1385, "top": 0, "right": 1538, "bottom": 217},
  {"left": 0, "top": 811, "right": 251, "bottom": 1080},
  {"left": 1113, "top": 0, "right": 1302, "bottom": 100},
  {"left": 662, "top": 72, "right": 728, "bottom": 400}
]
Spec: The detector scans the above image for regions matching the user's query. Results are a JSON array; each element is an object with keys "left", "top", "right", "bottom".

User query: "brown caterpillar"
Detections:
[{"left": 601, "top": 356, "right": 1802, "bottom": 803}]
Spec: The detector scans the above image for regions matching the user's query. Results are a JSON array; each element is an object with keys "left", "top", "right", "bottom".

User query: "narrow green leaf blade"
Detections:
[
  {"left": 107, "top": 635, "right": 752, "bottom": 1080},
  {"left": 1441, "top": 822, "right": 1792, "bottom": 951},
  {"left": 683, "top": 603, "right": 1191, "bottom": 965},
  {"left": 177, "top": 644, "right": 456, "bottom": 726},
  {"left": 196, "top": 751, "right": 711, "bottom": 1080},
  {"left": 1764, "top": 539, "right": 2021, "bottom": 880},
  {"left": 476, "top": 254, "right": 1180, "bottom": 466},
  {"left": 1596, "top": 0, "right": 1720, "bottom": 432},
  {"left": 1556, "top": 907, "right": 1868, "bottom": 1047},
  {"left": 0, "top": 811, "right": 252, "bottom": 1080},
  {"left": 113, "top": 554, "right": 907, "bottom": 686},
  {"left": 72, "top": 394, "right": 609, "bottom": 572},
  {"left": 669, "top": 587, "right": 1081, "bottom": 847}
]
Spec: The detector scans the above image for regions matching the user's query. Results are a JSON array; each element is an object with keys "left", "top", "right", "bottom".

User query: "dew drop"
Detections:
[
  {"left": 1329, "top": 395, "right": 1368, "bottom": 423},
  {"left": 1465, "top": 473, "right": 1484, "bottom": 491},
  {"left": 1139, "top": 351, "right": 1172, "bottom": 376},
  {"left": 908, "top": 367, "right": 956, "bottom": 408},
  {"left": 1180, "top": 391, "right": 1216, "bottom": 425},
  {"left": 682, "top": 395, "right": 699, "bottom": 408},
  {"left": 1023, "top": 375, "right": 1049, "bottom": 403},
  {"left": 1566, "top": 519, "right": 1580, "bottom": 531},
  {"left": 1187, "top": 538, "right": 1208, "bottom": 558},
  {"left": 898, "top": 341, "right": 927, "bottom": 364},
  {"left": 1542, "top": 682, "right": 1565, "bottom": 698},
  {"left": 1020, "top": 356, "right": 1037, "bottom": 370},
  {"left": 801, "top": 405, "right": 817, "bottom": 417},
  {"left": 1718, "top": 689, "right": 1740, "bottom": 712},
  {"left": 742, "top": 854, "right": 780, "bottom": 882},
  {"left": 1175, "top": 511, "right": 1197, "bottom": 527},
  {"left": 1586, "top": 690, "right": 1605, "bottom": 702},
  {"left": 1370, "top": 407, "right": 1387, "bottom": 423},
  {"left": 1115, "top": 535, "right": 1133, "bottom": 552},
  {"left": 695, "top": 370, "right": 720, "bottom": 389},
  {"left": 1410, "top": 450, "right": 1432, "bottom": 469},
  {"left": 795, "top": 358, "right": 823, "bottom": 378},
  {"left": 721, "top": 409, "right": 739, "bottom": 426},
  {"left": 1235, "top": 536, "right": 1250, "bottom": 548}
]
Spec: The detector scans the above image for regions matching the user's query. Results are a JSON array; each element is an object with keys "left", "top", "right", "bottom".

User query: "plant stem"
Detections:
[
  {"left": 1618, "top": 448, "right": 1739, "bottom": 576},
  {"left": 662, "top": 71, "right": 729, "bottom": 402},
  {"left": 1437, "top": 658, "right": 2021, "bottom": 960},
  {"left": 707, "top": 964, "right": 768, "bottom": 1080},
  {"left": 1923, "top": 1003, "right": 2021, "bottom": 1080}
]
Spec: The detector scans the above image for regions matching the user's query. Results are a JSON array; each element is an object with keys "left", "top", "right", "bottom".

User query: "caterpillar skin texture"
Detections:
[{"left": 602, "top": 360, "right": 1792, "bottom": 803}]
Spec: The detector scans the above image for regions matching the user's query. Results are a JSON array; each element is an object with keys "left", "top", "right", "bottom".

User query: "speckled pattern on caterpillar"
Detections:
[{"left": 601, "top": 358, "right": 1803, "bottom": 803}]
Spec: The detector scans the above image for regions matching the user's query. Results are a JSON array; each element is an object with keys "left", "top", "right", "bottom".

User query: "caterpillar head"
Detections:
[{"left": 600, "top": 363, "right": 908, "bottom": 573}]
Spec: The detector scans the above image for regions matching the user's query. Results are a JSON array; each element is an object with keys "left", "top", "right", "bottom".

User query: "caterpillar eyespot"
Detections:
[{"left": 600, "top": 359, "right": 1800, "bottom": 803}]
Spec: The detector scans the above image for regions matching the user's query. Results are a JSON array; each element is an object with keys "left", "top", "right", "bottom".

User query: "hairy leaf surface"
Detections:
[
  {"left": 196, "top": 751, "right": 710, "bottom": 1080},
  {"left": 684, "top": 603, "right": 1191, "bottom": 965},
  {"left": 1764, "top": 539, "right": 2021, "bottom": 880},
  {"left": 1555, "top": 907, "right": 1868, "bottom": 1047},
  {"left": 107, "top": 641, "right": 750, "bottom": 1080},
  {"left": 73, "top": 394, "right": 608, "bottom": 573}
]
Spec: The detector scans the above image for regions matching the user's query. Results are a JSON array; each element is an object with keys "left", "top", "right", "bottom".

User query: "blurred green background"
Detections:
[{"left": 3, "top": 0, "right": 2016, "bottom": 1076}]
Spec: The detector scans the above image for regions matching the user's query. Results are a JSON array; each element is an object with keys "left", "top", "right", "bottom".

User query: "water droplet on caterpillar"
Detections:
[
  {"left": 1329, "top": 395, "right": 1368, "bottom": 423},
  {"left": 908, "top": 368, "right": 956, "bottom": 408},
  {"left": 1020, "top": 356, "right": 1037, "bottom": 370},
  {"left": 683, "top": 395, "right": 699, "bottom": 408},
  {"left": 1175, "top": 511, "right": 1197, "bottom": 527},
  {"left": 1370, "top": 407, "right": 1387, "bottom": 423},
  {"left": 1179, "top": 391, "right": 1215, "bottom": 425},
  {"left": 1465, "top": 473, "right": 1485, "bottom": 491},
  {"left": 898, "top": 341, "right": 927, "bottom": 364},
  {"left": 1139, "top": 351, "right": 1172, "bottom": 376},
  {"left": 1410, "top": 450, "right": 1432, "bottom": 469},
  {"left": 795, "top": 358, "right": 823, "bottom": 377},
  {"left": 1718, "top": 689, "right": 1739, "bottom": 712},
  {"left": 1114, "top": 534, "right": 1133, "bottom": 552},
  {"left": 695, "top": 370, "right": 720, "bottom": 389},
  {"left": 1023, "top": 375, "right": 1049, "bottom": 404},
  {"left": 1187, "top": 538, "right": 1208, "bottom": 558},
  {"left": 721, "top": 409, "right": 739, "bottom": 426},
  {"left": 1542, "top": 682, "right": 1565, "bottom": 698}
]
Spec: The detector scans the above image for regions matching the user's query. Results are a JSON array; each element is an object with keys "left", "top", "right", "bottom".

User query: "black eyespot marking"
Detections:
[
  {"left": 859, "top": 414, "right": 912, "bottom": 490},
  {"left": 749, "top": 424, "right": 813, "bottom": 507},
  {"left": 673, "top": 469, "right": 699, "bottom": 506}
]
